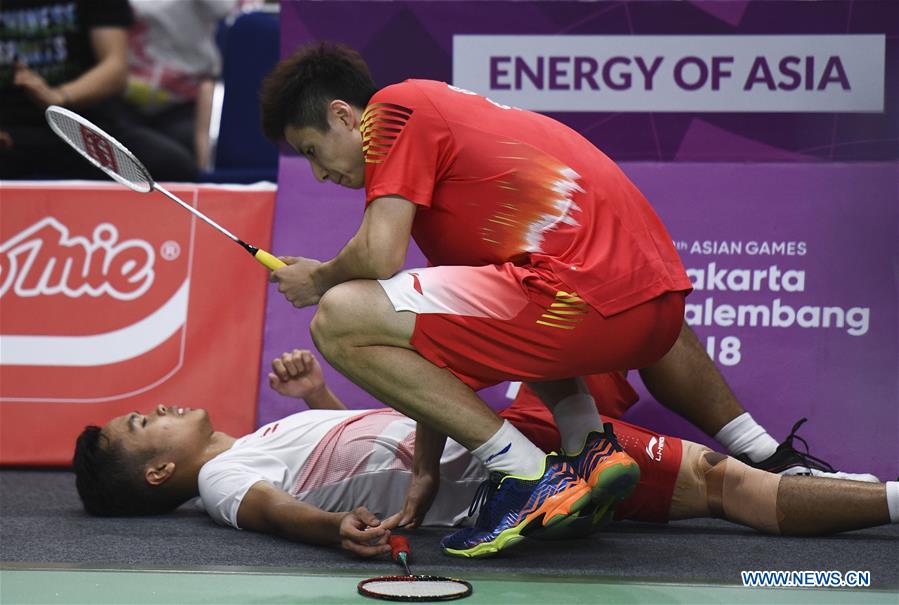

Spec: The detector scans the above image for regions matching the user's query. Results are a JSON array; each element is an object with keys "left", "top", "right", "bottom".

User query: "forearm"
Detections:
[
  {"left": 413, "top": 422, "right": 447, "bottom": 478},
  {"left": 312, "top": 196, "right": 414, "bottom": 295},
  {"left": 314, "top": 234, "right": 400, "bottom": 294},
  {"left": 193, "top": 79, "right": 215, "bottom": 169},
  {"left": 266, "top": 502, "right": 347, "bottom": 546},
  {"left": 59, "top": 62, "right": 126, "bottom": 107},
  {"left": 59, "top": 32, "right": 128, "bottom": 107}
]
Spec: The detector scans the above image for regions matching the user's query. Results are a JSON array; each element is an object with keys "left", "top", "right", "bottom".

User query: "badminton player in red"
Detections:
[{"left": 260, "top": 43, "right": 693, "bottom": 557}]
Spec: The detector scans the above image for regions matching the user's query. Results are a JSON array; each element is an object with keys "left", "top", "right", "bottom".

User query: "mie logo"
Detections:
[{"left": 0, "top": 217, "right": 155, "bottom": 300}]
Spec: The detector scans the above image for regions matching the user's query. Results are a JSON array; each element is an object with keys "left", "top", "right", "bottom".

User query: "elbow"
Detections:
[
  {"left": 109, "top": 61, "right": 129, "bottom": 95},
  {"left": 370, "top": 252, "right": 406, "bottom": 280}
]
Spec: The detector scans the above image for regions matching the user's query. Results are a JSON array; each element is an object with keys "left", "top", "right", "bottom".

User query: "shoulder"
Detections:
[{"left": 368, "top": 80, "right": 450, "bottom": 111}]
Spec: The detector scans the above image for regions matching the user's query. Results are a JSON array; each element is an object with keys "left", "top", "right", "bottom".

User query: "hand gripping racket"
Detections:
[
  {"left": 45, "top": 105, "right": 285, "bottom": 271},
  {"left": 358, "top": 535, "right": 472, "bottom": 601}
]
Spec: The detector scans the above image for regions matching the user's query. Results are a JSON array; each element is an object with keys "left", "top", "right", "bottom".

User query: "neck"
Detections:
[
  {"left": 176, "top": 432, "right": 236, "bottom": 500},
  {"left": 201, "top": 431, "right": 236, "bottom": 466}
]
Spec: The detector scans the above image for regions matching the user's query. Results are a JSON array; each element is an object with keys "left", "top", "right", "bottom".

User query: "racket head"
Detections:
[
  {"left": 358, "top": 575, "right": 472, "bottom": 602},
  {"left": 45, "top": 105, "right": 154, "bottom": 193}
]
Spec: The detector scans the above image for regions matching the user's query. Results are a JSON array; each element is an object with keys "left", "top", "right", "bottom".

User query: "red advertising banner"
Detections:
[{"left": 0, "top": 182, "right": 275, "bottom": 466}]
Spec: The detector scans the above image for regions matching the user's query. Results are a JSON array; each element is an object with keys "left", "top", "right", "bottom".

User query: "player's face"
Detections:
[
  {"left": 284, "top": 102, "right": 365, "bottom": 190},
  {"left": 102, "top": 404, "right": 212, "bottom": 461}
]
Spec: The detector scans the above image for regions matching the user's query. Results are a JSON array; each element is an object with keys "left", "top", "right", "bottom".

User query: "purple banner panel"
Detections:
[
  {"left": 280, "top": 0, "right": 898, "bottom": 162},
  {"left": 619, "top": 162, "right": 898, "bottom": 482},
  {"left": 260, "top": 159, "right": 897, "bottom": 481}
]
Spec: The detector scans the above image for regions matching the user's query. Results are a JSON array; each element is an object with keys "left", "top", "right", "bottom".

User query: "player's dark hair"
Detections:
[
  {"left": 260, "top": 42, "right": 377, "bottom": 141},
  {"left": 73, "top": 426, "right": 187, "bottom": 517}
]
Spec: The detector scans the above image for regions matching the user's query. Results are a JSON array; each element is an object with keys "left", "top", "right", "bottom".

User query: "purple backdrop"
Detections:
[
  {"left": 258, "top": 1, "right": 898, "bottom": 481},
  {"left": 277, "top": 0, "right": 898, "bottom": 162}
]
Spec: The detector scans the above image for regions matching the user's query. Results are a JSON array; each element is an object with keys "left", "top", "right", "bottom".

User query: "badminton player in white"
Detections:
[{"left": 72, "top": 349, "right": 899, "bottom": 558}]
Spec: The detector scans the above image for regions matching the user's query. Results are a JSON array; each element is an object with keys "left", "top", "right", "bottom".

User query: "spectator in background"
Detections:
[
  {"left": 0, "top": 0, "right": 133, "bottom": 179},
  {"left": 118, "top": 0, "right": 237, "bottom": 176}
]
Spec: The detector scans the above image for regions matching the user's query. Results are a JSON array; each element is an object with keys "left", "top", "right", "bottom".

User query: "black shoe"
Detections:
[{"left": 737, "top": 418, "right": 879, "bottom": 482}]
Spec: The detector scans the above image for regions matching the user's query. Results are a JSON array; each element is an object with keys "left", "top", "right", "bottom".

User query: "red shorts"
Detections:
[
  {"left": 378, "top": 263, "right": 685, "bottom": 390},
  {"left": 500, "top": 391, "right": 682, "bottom": 524}
]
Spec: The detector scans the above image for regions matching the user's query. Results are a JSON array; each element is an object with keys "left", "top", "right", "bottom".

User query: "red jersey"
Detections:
[{"left": 363, "top": 80, "right": 691, "bottom": 316}]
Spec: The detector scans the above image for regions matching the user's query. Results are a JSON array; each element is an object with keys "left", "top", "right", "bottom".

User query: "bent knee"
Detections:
[
  {"left": 311, "top": 280, "right": 414, "bottom": 350},
  {"left": 310, "top": 282, "right": 365, "bottom": 346}
]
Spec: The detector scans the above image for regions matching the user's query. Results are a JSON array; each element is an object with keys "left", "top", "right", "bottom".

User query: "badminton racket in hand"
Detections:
[
  {"left": 44, "top": 105, "right": 285, "bottom": 271},
  {"left": 357, "top": 535, "right": 472, "bottom": 601}
]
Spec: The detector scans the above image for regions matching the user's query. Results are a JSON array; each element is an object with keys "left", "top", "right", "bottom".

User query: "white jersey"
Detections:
[{"left": 197, "top": 408, "right": 487, "bottom": 529}]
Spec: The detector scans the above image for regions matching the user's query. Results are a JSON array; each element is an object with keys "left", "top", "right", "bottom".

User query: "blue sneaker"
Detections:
[
  {"left": 441, "top": 454, "right": 592, "bottom": 558},
  {"left": 532, "top": 424, "right": 640, "bottom": 540}
]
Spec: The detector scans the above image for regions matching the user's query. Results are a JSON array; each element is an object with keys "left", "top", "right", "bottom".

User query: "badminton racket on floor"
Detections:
[
  {"left": 358, "top": 535, "right": 472, "bottom": 602},
  {"left": 45, "top": 105, "right": 285, "bottom": 271}
]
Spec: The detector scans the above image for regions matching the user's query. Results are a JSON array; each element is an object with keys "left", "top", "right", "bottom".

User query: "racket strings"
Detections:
[
  {"left": 361, "top": 578, "right": 471, "bottom": 599},
  {"left": 46, "top": 110, "right": 153, "bottom": 191}
]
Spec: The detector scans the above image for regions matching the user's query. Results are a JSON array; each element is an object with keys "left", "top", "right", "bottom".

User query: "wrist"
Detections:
[
  {"left": 55, "top": 87, "right": 72, "bottom": 106},
  {"left": 301, "top": 384, "right": 328, "bottom": 404},
  {"left": 311, "top": 263, "right": 330, "bottom": 297}
]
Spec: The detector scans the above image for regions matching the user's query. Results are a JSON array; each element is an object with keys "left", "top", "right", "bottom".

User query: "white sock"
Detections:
[
  {"left": 551, "top": 392, "right": 603, "bottom": 452},
  {"left": 886, "top": 481, "right": 899, "bottom": 523},
  {"left": 714, "top": 412, "right": 779, "bottom": 462},
  {"left": 471, "top": 420, "right": 545, "bottom": 478}
]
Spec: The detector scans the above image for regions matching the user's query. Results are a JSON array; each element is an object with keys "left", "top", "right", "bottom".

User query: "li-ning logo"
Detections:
[
  {"left": 645, "top": 436, "right": 666, "bottom": 462},
  {"left": 0, "top": 217, "right": 155, "bottom": 300},
  {"left": 80, "top": 124, "right": 119, "bottom": 172},
  {"left": 484, "top": 443, "right": 512, "bottom": 465}
]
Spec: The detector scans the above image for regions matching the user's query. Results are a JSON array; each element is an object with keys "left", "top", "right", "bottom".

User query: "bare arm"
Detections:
[
  {"left": 193, "top": 79, "right": 215, "bottom": 170},
  {"left": 48, "top": 28, "right": 129, "bottom": 107},
  {"left": 383, "top": 422, "right": 447, "bottom": 529},
  {"left": 271, "top": 196, "right": 417, "bottom": 308},
  {"left": 237, "top": 481, "right": 392, "bottom": 556},
  {"left": 315, "top": 195, "right": 417, "bottom": 290}
]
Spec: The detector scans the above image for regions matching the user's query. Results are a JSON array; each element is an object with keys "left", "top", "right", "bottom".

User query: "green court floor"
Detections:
[{"left": 2, "top": 567, "right": 896, "bottom": 605}]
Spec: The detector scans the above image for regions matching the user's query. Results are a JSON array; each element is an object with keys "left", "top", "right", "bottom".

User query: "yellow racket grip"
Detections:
[{"left": 254, "top": 249, "right": 286, "bottom": 270}]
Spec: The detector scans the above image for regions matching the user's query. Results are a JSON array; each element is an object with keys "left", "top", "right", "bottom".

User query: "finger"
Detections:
[
  {"left": 354, "top": 507, "right": 382, "bottom": 528},
  {"left": 343, "top": 524, "right": 387, "bottom": 545},
  {"left": 301, "top": 350, "right": 315, "bottom": 372},
  {"left": 293, "top": 349, "right": 309, "bottom": 374},
  {"left": 382, "top": 511, "right": 414, "bottom": 530},
  {"left": 271, "top": 358, "right": 289, "bottom": 381},
  {"left": 342, "top": 538, "right": 392, "bottom": 558},
  {"left": 381, "top": 512, "right": 402, "bottom": 530},
  {"left": 281, "top": 351, "right": 300, "bottom": 377},
  {"left": 267, "top": 372, "right": 279, "bottom": 390}
]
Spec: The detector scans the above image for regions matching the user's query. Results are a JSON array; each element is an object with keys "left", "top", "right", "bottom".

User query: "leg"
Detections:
[
  {"left": 669, "top": 441, "right": 891, "bottom": 535},
  {"left": 528, "top": 377, "right": 603, "bottom": 452},
  {"left": 639, "top": 321, "right": 744, "bottom": 436},
  {"left": 313, "top": 279, "right": 594, "bottom": 557},
  {"left": 310, "top": 280, "right": 502, "bottom": 450},
  {"left": 643, "top": 323, "right": 881, "bottom": 481}
]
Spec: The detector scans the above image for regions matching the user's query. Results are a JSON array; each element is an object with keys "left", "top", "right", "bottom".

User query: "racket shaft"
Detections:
[
  {"left": 155, "top": 184, "right": 285, "bottom": 270},
  {"left": 155, "top": 184, "right": 241, "bottom": 242}
]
